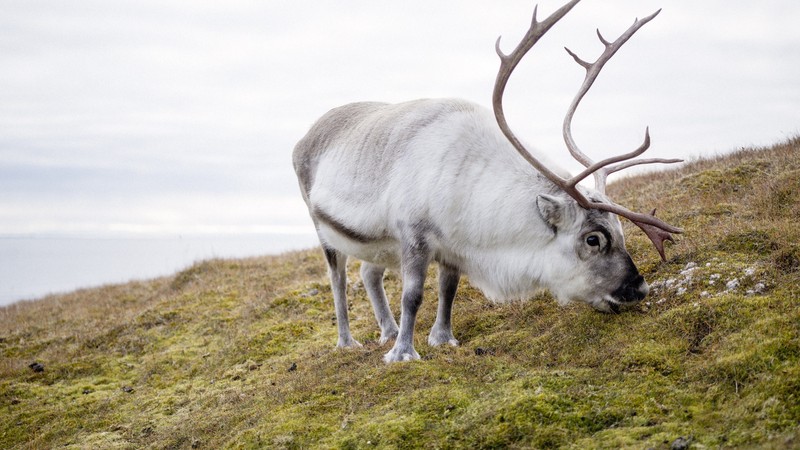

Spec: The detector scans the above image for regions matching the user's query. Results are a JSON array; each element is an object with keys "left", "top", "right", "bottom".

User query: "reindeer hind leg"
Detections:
[
  {"left": 323, "top": 246, "right": 361, "bottom": 348},
  {"left": 360, "top": 262, "right": 398, "bottom": 345}
]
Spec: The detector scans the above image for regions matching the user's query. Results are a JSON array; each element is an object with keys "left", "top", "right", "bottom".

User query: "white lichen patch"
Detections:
[{"left": 649, "top": 260, "right": 769, "bottom": 302}]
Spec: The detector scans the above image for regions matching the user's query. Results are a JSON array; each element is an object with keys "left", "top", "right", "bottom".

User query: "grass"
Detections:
[{"left": 2, "top": 137, "right": 800, "bottom": 449}]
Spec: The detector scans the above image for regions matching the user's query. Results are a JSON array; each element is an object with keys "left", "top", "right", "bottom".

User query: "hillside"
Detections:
[{"left": 1, "top": 137, "right": 799, "bottom": 449}]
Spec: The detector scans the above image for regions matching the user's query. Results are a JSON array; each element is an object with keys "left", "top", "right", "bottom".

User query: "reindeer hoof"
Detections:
[
  {"left": 337, "top": 338, "right": 363, "bottom": 349},
  {"left": 383, "top": 346, "right": 420, "bottom": 363},
  {"left": 428, "top": 324, "right": 459, "bottom": 347},
  {"left": 428, "top": 332, "right": 459, "bottom": 347},
  {"left": 378, "top": 328, "right": 399, "bottom": 346}
]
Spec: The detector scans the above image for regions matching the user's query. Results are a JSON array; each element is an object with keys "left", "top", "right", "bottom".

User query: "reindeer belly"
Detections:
[
  {"left": 308, "top": 167, "right": 403, "bottom": 268},
  {"left": 318, "top": 223, "right": 402, "bottom": 268}
]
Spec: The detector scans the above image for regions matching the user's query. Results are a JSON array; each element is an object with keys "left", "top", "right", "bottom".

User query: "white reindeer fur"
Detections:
[{"left": 294, "top": 98, "right": 646, "bottom": 360}]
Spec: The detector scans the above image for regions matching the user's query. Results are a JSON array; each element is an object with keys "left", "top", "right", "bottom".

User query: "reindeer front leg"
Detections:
[
  {"left": 383, "top": 239, "right": 431, "bottom": 363},
  {"left": 428, "top": 263, "right": 460, "bottom": 347}
]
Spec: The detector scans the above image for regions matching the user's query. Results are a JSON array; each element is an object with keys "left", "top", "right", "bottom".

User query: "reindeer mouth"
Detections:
[
  {"left": 598, "top": 293, "right": 642, "bottom": 314},
  {"left": 600, "top": 295, "right": 624, "bottom": 314},
  {"left": 590, "top": 295, "right": 620, "bottom": 314}
]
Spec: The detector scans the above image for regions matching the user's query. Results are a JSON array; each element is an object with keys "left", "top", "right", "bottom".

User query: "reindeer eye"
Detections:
[{"left": 584, "top": 231, "right": 609, "bottom": 249}]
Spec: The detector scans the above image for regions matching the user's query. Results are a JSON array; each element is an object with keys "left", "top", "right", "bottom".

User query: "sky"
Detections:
[{"left": 1, "top": 0, "right": 798, "bottom": 239}]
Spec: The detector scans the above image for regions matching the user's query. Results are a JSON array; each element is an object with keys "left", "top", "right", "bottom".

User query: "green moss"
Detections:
[
  {"left": 756, "top": 169, "right": 800, "bottom": 218},
  {"left": 679, "top": 159, "right": 771, "bottom": 192},
  {"left": 248, "top": 320, "right": 318, "bottom": 357},
  {"left": 772, "top": 245, "right": 800, "bottom": 274},
  {"left": 717, "top": 229, "right": 779, "bottom": 255}
]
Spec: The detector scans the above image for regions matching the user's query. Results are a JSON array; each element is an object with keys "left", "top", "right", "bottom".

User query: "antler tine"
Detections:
[
  {"left": 568, "top": 129, "right": 683, "bottom": 191},
  {"left": 591, "top": 201, "right": 683, "bottom": 262},
  {"left": 570, "top": 126, "right": 652, "bottom": 190},
  {"left": 593, "top": 157, "right": 683, "bottom": 192},
  {"left": 493, "top": 0, "right": 582, "bottom": 192},
  {"left": 562, "top": 9, "right": 662, "bottom": 193},
  {"left": 632, "top": 212, "right": 676, "bottom": 262},
  {"left": 606, "top": 157, "right": 683, "bottom": 175}
]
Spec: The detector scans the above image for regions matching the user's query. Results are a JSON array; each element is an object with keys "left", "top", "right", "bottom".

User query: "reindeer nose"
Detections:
[{"left": 613, "top": 274, "right": 648, "bottom": 303}]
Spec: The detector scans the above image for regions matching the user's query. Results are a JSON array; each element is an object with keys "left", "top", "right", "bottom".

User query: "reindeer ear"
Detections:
[{"left": 536, "top": 194, "right": 568, "bottom": 230}]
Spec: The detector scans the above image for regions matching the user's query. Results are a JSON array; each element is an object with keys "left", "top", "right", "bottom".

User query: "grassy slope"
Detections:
[{"left": 2, "top": 137, "right": 799, "bottom": 449}]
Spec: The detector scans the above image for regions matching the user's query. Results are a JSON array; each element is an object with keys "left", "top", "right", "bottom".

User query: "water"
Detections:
[{"left": 0, "top": 233, "right": 320, "bottom": 306}]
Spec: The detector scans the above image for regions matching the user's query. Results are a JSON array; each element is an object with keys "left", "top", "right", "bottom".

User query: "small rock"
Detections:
[
  {"left": 28, "top": 362, "right": 44, "bottom": 373},
  {"left": 121, "top": 386, "right": 134, "bottom": 394},
  {"left": 288, "top": 362, "right": 297, "bottom": 372},
  {"left": 744, "top": 267, "right": 756, "bottom": 277},
  {"left": 726, "top": 278, "right": 740, "bottom": 290},
  {"left": 671, "top": 436, "right": 692, "bottom": 450},
  {"left": 684, "top": 262, "right": 697, "bottom": 270},
  {"left": 474, "top": 347, "right": 495, "bottom": 356}
]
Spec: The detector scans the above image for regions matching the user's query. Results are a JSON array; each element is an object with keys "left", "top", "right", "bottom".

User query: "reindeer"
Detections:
[{"left": 292, "top": 0, "right": 682, "bottom": 363}]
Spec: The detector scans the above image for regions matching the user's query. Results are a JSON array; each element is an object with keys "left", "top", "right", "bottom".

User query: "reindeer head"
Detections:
[
  {"left": 534, "top": 189, "right": 648, "bottom": 312},
  {"left": 493, "top": 0, "right": 682, "bottom": 310}
]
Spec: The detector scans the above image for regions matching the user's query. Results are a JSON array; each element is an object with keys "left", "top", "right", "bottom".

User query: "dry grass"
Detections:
[{"left": 1, "top": 137, "right": 799, "bottom": 449}]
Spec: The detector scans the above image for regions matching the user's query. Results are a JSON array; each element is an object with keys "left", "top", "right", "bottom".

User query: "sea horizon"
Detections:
[{"left": 0, "top": 232, "right": 320, "bottom": 307}]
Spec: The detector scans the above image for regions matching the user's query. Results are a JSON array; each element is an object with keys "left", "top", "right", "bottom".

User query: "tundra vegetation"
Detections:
[{"left": 1, "top": 137, "right": 799, "bottom": 449}]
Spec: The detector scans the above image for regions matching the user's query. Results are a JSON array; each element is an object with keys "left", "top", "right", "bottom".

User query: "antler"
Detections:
[{"left": 493, "top": 1, "right": 683, "bottom": 261}]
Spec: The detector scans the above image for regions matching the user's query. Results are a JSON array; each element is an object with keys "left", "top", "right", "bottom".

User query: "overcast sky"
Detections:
[{"left": 1, "top": 0, "right": 798, "bottom": 238}]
